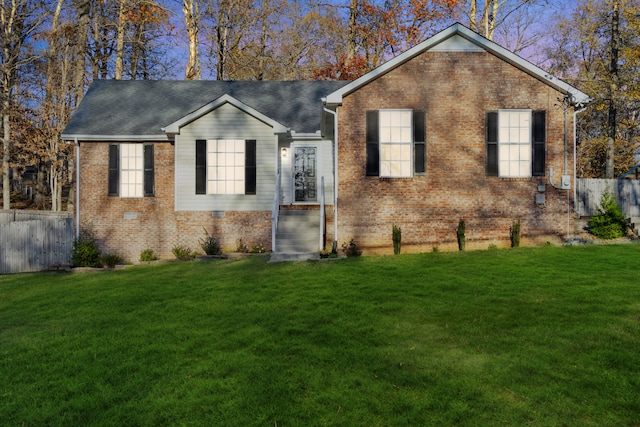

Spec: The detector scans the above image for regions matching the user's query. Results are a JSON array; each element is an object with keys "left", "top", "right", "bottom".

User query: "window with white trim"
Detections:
[
  {"left": 366, "top": 109, "right": 426, "bottom": 177},
  {"left": 108, "top": 143, "right": 154, "bottom": 197},
  {"left": 120, "top": 144, "right": 144, "bottom": 197},
  {"left": 195, "top": 139, "right": 256, "bottom": 195},
  {"left": 486, "top": 110, "right": 546, "bottom": 178},
  {"left": 379, "top": 110, "right": 412, "bottom": 178},
  {"left": 206, "top": 139, "right": 245, "bottom": 194},
  {"left": 498, "top": 110, "right": 531, "bottom": 178}
]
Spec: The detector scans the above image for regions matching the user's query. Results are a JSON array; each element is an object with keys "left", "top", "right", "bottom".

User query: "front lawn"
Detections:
[{"left": 1, "top": 245, "right": 639, "bottom": 425}]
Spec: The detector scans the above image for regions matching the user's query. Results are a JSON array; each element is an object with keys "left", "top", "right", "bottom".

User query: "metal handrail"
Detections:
[
  {"left": 272, "top": 171, "right": 280, "bottom": 253},
  {"left": 319, "top": 176, "right": 325, "bottom": 251}
]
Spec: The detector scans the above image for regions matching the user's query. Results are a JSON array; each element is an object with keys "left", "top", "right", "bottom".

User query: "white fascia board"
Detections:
[
  {"left": 324, "top": 23, "right": 591, "bottom": 106},
  {"left": 60, "top": 134, "right": 169, "bottom": 142},
  {"left": 163, "top": 93, "right": 288, "bottom": 135},
  {"left": 290, "top": 131, "right": 322, "bottom": 140}
]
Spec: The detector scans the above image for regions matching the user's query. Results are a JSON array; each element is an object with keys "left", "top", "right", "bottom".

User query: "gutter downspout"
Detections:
[
  {"left": 573, "top": 104, "right": 588, "bottom": 215},
  {"left": 323, "top": 107, "right": 338, "bottom": 252},
  {"left": 74, "top": 138, "right": 80, "bottom": 239}
]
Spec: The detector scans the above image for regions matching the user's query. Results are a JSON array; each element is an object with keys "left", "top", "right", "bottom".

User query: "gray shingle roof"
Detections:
[{"left": 62, "top": 80, "right": 349, "bottom": 139}]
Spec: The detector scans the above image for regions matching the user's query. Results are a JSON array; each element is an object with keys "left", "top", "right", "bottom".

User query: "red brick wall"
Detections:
[
  {"left": 335, "top": 51, "right": 576, "bottom": 254},
  {"left": 78, "top": 142, "right": 271, "bottom": 262}
]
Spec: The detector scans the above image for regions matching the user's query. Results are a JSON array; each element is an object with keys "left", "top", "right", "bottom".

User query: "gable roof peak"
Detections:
[{"left": 325, "top": 22, "right": 590, "bottom": 106}]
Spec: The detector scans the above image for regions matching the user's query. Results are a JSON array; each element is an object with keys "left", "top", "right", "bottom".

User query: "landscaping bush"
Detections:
[
  {"left": 172, "top": 244, "right": 194, "bottom": 260},
  {"left": 342, "top": 239, "right": 362, "bottom": 257},
  {"left": 457, "top": 219, "right": 465, "bottom": 251},
  {"left": 588, "top": 189, "right": 627, "bottom": 239},
  {"left": 392, "top": 224, "right": 401, "bottom": 255},
  {"left": 139, "top": 249, "right": 158, "bottom": 262},
  {"left": 101, "top": 253, "right": 123, "bottom": 268},
  {"left": 236, "top": 239, "right": 248, "bottom": 253},
  {"left": 250, "top": 242, "right": 266, "bottom": 253},
  {"left": 72, "top": 227, "right": 101, "bottom": 267},
  {"left": 199, "top": 228, "right": 222, "bottom": 255},
  {"left": 510, "top": 219, "right": 521, "bottom": 248}
]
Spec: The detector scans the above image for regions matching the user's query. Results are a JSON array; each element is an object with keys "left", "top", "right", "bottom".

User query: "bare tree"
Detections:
[{"left": 0, "top": 0, "right": 47, "bottom": 209}]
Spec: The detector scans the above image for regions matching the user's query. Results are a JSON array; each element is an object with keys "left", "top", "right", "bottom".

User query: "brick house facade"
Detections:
[
  {"left": 79, "top": 142, "right": 272, "bottom": 261},
  {"left": 63, "top": 24, "right": 589, "bottom": 261},
  {"left": 332, "top": 51, "right": 574, "bottom": 252}
]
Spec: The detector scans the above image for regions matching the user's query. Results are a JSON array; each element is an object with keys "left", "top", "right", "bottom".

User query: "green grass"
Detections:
[{"left": 1, "top": 245, "right": 640, "bottom": 426}]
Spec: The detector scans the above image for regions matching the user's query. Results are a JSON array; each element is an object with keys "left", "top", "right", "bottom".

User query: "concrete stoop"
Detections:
[
  {"left": 274, "top": 209, "right": 321, "bottom": 255},
  {"left": 269, "top": 252, "right": 320, "bottom": 263}
]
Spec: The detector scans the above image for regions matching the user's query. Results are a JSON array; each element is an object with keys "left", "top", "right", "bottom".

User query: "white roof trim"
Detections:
[
  {"left": 61, "top": 134, "right": 169, "bottom": 142},
  {"left": 325, "top": 23, "right": 590, "bottom": 106},
  {"left": 163, "top": 93, "right": 289, "bottom": 135}
]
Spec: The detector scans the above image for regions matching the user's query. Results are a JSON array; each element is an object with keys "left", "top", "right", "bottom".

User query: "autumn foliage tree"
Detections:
[
  {"left": 546, "top": 0, "right": 640, "bottom": 178},
  {"left": 313, "top": 0, "right": 460, "bottom": 80}
]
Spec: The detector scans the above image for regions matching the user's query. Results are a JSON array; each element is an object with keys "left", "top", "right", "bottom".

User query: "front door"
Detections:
[{"left": 294, "top": 147, "right": 317, "bottom": 202}]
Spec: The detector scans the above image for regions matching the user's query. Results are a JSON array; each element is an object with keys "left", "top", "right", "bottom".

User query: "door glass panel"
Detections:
[{"left": 294, "top": 147, "right": 317, "bottom": 202}]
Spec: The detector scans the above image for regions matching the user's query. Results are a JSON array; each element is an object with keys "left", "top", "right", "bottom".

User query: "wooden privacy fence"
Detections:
[
  {"left": 0, "top": 210, "right": 74, "bottom": 275},
  {"left": 576, "top": 179, "right": 640, "bottom": 217}
]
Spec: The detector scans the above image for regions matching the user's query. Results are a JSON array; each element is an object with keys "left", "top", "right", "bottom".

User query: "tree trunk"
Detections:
[
  {"left": 183, "top": 0, "right": 201, "bottom": 80},
  {"left": 115, "top": 0, "right": 128, "bottom": 80},
  {"left": 73, "top": 0, "right": 90, "bottom": 106},
  {"left": 469, "top": 0, "right": 477, "bottom": 31},
  {"left": 216, "top": 3, "right": 230, "bottom": 81},
  {"left": 606, "top": 0, "right": 619, "bottom": 179},
  {"left": 347, "top": 0, "right": 358, "bottom": 62},
  {"left": 2, "top": 109, "right": 9, "bottom": 210}
]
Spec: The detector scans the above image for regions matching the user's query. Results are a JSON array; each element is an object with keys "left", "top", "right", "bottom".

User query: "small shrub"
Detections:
[
  {"left": 488, "top": 243, "right": 498, "bottom": 251},
  {"left": 199, "top": 228, "right": 221, "bottom": 255},
  {"left": 250, "top": 242, "right": 266, "bottom": 253},
  {"left": 342, "top": 239, "right": 362, "bottom": 257},
  {"left": 432, "top": 246, "right": 439, "bottom": 253},
  {"left": 588, "top": 189, "right": 627, "bottom": 239},
  {"left": 101, "top": 253, "right": 123, "bottom": 268},
  {"left": 457, "top": 219, "right": 466, "bottom": 251},
  {"left": 139, "top": 248, "right": 158, "bottom": 262},
  {"left": 392, "top": 224, "right": 402, "bottom": 255},
  {"left": 172, "top": 244, "right": 193, "bottom": 260},
  {"left": 236, "top": 239, "right": 248, "bottom": 253},
  {"left": 72, "top": 226, "right": 101, "bottom": 267},
  {"left": 510, "top": 219, "right": 521, "bottom": 248}
]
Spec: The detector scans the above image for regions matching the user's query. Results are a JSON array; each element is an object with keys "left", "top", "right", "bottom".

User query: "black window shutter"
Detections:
[
  {"left": 195, "top": 139, "right": 206, "bottom": 194},
  {"left": 486, "top": 112, "right": 498, "bottom": 176},
  {"left": 144, "top": 144, "right": 154, "bottom": 196},
  {"left": 108, "top": 144, "right": 119, "bottom": 196},
  {"left": 532, "top": 111, "right": 546, "bottom": 176},
  {"left": 413, "top": 111, "right": 426, "bottom": 174},
  {"left": 245, "top": 139, "right": 257, "bottom": 195},
  {"left": 366, "top": 110, "right": 379, "bottom": 176}
]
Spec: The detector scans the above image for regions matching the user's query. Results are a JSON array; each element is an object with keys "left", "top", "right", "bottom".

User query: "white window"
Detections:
[
  {"left": 207, "top": 139, "right": 245, "bottom": 194},
  {"left": 120, "top": 143, "right": 143, "bottom": 198},
  {"left": 498, "top": 110, "right": 532, "bottom": 178},
  {"left": 379, "top": 110, "right": 412, "bottom": 178}
]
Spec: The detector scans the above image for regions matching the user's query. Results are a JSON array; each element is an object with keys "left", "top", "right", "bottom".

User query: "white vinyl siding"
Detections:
[
  {"left": 175, "top": 103, "right": 276, "bottom": 211},
  {"left": 498, "top": 109, "right": 532, "bottom": 178},
  {"left": 120, "top": 143, "right": 143, "bottom": 198}
]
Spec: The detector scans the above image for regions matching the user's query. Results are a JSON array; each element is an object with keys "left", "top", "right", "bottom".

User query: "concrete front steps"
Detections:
[{"left": 270, "top": 209, "right": 321, "bottom": 262}]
